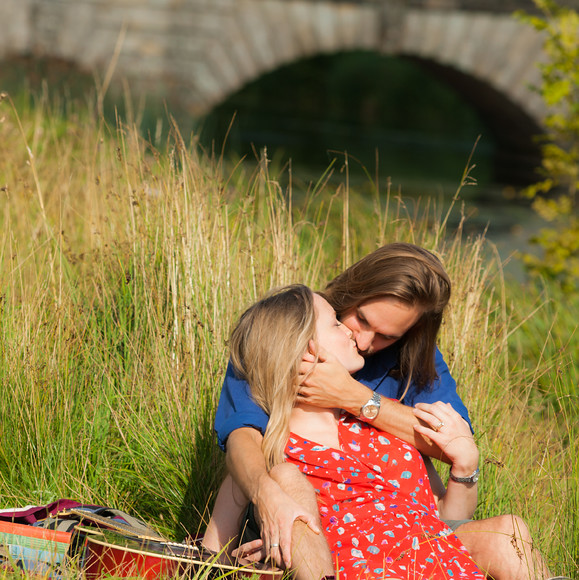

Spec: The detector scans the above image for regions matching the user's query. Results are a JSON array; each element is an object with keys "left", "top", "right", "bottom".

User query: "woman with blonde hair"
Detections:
[{"left": 220, "top": 283, "right": 486, "bottom": 579}]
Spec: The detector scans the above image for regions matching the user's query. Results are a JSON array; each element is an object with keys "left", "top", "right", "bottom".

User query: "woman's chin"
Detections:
[{"left": 348, "top": 359, "right": 365, "bottom": 374}]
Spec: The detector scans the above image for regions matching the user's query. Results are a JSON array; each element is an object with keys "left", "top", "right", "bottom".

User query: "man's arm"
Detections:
[
  {"left": 225, "top": 427, "right": 321, "bottom": 567},
  {"left": 298, "top": 350, "right": 451, "bottom": 461},
  {"left": 215, "top": 362, "right": 270, "bottom": 451},
  {"left": 213, "top": 364, "right": 323, "bottom": 568}
]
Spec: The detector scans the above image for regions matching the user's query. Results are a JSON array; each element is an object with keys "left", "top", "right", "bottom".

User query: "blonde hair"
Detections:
[
  {"left": 229, "top": 285, "right": 316, "bottom": 470},
  {"left": 325, "top": 242, "right": 450, "bottom": 390}
]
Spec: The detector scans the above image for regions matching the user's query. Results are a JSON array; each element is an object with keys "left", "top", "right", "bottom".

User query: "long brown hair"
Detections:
[
  {"left": 324, "top": 243, "right": 451, "bottom": 391},
  {"left": 229, "top": 285, "right": 316, "bottom": 470}
]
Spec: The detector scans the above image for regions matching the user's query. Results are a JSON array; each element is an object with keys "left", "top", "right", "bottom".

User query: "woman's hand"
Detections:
[
  {"left": 413, "top": 401, "right": 479, "bottom": 520},
  {"left": 412, "top": 401, "right": 479, "bottom": 475},
  {"left": 297, "top": 341, "right": 363, "bottom": 411},
  {"left": 232, "top": 538, "right": 264, "bottom": 562}
]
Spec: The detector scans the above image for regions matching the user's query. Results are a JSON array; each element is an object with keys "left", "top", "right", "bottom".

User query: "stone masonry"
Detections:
[{"left": 0, "top": 0, "right": 574, "bottom": 128}]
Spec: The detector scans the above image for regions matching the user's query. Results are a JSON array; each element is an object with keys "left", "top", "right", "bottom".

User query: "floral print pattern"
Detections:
[{"left": 285, "top": 413, "right": 484, "bottom": 579}]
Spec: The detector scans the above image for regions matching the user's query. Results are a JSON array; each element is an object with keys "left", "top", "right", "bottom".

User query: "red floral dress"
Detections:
[{"left": 285, "top": 412, "right": 484, "bottom": 579}]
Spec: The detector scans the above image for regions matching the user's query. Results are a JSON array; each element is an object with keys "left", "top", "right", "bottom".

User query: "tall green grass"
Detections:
[{"left": 0, "top": 92, "right": 577, "bottom": 578}]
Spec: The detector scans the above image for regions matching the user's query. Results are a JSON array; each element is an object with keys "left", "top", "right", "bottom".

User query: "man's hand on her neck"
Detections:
[{"left": 298, "top": 345, "right": 369, "bottom": 412}]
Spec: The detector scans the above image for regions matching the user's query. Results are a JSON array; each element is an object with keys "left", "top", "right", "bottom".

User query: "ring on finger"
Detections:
[
  {"left": 434, "top": 421, "right": 445, "bottom": 431},
  {"left": 270, "top": 543, "right": 279, "bottom": 548}
]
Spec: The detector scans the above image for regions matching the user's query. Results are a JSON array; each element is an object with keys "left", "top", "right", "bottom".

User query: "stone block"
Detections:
[
  {"left": 494, "top": 25, "right": 543, "bottom": 89},
  {"left": 437, "top": 12, "right": 471, "bottom": 65},
  {"left": 376, "top": 1, "right": 406, "bottom": 53},
  {"left": 358, "top": 5, "right": 380, "bottom": 51},
  {"left": 286, "top": 1, "right": 319, "bottom": 57},
  {"left": 420, "top": 10, "right": 449, "bottom": 55},
  {"left": 400, "top": 10, "right": 428, "bottom": 56},
  {"left": 217, "top": 7, "right": 261, "bottom": 81},
  {"left": 311, "top": 2, "right": 339, "bottom": 53},
  {"left": 260, "top": 1, "right": 298, "bottom": 65},
  {"left": 188, "top": 60, "right": 223, "bottom": 103},
  {"left": 334, "top": 4, "right": 360, "bottom": 50},
  {"left": 204, "top": 38, "right": 245, "bottom": 93},
  {"left": 0, "top": 0, "right": 35, "bottom": 54},
  {"left": 477, "top": 18, "right": 522, "bottom": 81},
  {"left": 454, "top": 13, "right": 495, "bottom": 74},
  {"left": 237, "top": 2, "right": 277, "bottom": 71}
]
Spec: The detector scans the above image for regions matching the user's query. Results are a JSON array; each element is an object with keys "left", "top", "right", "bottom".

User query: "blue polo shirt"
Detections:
[{"left": 214, "top": 345, "right": 471, "bottom": 451}]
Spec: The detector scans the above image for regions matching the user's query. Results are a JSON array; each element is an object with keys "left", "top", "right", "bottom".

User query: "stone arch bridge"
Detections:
[{"left": 1, "top": 0, "right": 578, "bottom": 180}]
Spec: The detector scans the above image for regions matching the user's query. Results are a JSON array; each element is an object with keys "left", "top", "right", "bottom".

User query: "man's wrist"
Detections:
[
  {"left": 343, "top": 382, "right": 375, "bottom": 417},
  {"left": 253, "top": 470, "right": 275, "bottom": 497},
  {"left": 359, "top": 391, "right": 381, "bottom": 421}
]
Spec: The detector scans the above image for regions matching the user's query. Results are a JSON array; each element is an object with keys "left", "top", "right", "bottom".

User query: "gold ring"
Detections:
[{"left": 434, "top": 421, "right": 445, "bottom": 431}]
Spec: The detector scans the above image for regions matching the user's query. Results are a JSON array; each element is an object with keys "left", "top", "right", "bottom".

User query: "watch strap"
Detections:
[{"left": 449, "top": 467, "right": 480, "bottom": 483}]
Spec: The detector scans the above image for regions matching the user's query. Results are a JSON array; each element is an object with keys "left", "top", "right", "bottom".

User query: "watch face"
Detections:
[{"left": 362, "top": 404, "right": 379, "bottom": 420}]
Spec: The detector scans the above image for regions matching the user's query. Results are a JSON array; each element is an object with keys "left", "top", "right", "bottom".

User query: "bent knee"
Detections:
[{"left": 492, "top": 514, "right": 532, "bottom": 542}]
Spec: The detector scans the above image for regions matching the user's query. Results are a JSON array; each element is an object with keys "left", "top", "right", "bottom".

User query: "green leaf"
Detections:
[{"left": 543, "top": 79, "right": 572, "bottom": 105}]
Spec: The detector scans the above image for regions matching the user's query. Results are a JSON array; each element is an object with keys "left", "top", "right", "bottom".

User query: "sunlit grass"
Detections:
[{"left": 0, "top": 92, "right": 577, "bottom": 578}]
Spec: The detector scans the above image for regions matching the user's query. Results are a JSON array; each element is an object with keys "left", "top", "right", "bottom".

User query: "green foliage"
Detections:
[{"left": 517, "top": 0, "right": 579, "bottom": 291}]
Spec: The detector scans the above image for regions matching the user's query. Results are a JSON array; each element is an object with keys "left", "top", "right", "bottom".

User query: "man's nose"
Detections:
[{"left": 355, "top": 331, "right": 374, "bottom": 352}]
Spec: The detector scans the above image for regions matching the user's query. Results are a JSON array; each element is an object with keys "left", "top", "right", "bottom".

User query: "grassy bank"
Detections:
[{"left": 0, "top": 93, "right": 577, "bottom": 578}]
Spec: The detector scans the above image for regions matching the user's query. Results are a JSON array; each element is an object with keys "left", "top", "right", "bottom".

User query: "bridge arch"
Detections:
[
  {"left": 202, "top": 3, "right": 545, "bottom": 182},
  {"left": 201, "top": 3, "right": 546, "bottom": 120},
  {"left": 0, "top": 1, "right": 547, "bottom": 121}
]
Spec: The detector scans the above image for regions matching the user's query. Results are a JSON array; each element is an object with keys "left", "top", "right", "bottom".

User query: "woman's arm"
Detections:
[
  {"left": 422, "top": 456, "right": 446, "bottom": 506},
  {"left": 413, "top": 402, "right": 479, "bottom": 520}
]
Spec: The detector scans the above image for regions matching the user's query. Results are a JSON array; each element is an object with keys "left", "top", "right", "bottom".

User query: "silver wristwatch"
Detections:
[
  {"left": 449, "top": 467, "right": 480, "bottom": 483},
  {"left": 359, "top": 392, "right": 381, "bottom": 421}
]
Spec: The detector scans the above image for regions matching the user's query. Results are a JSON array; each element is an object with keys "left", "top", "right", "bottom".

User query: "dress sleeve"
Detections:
[
  {"left": 214, "top": 361, "right": 270, "bottom": 451},
  {"left": 405, "top": 348, "right": 473, "bottom": 432}
]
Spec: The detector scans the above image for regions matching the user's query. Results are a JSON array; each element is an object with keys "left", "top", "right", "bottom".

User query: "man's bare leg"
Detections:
[
  {"left": 268, "top": 463, "right": 334, "bottom": 580},
  {"left": 455, "top": 515, "right": 551, "bottom": 580},
  {"left": 203, "top": 473, "right": 249, "bottom": 556}
]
